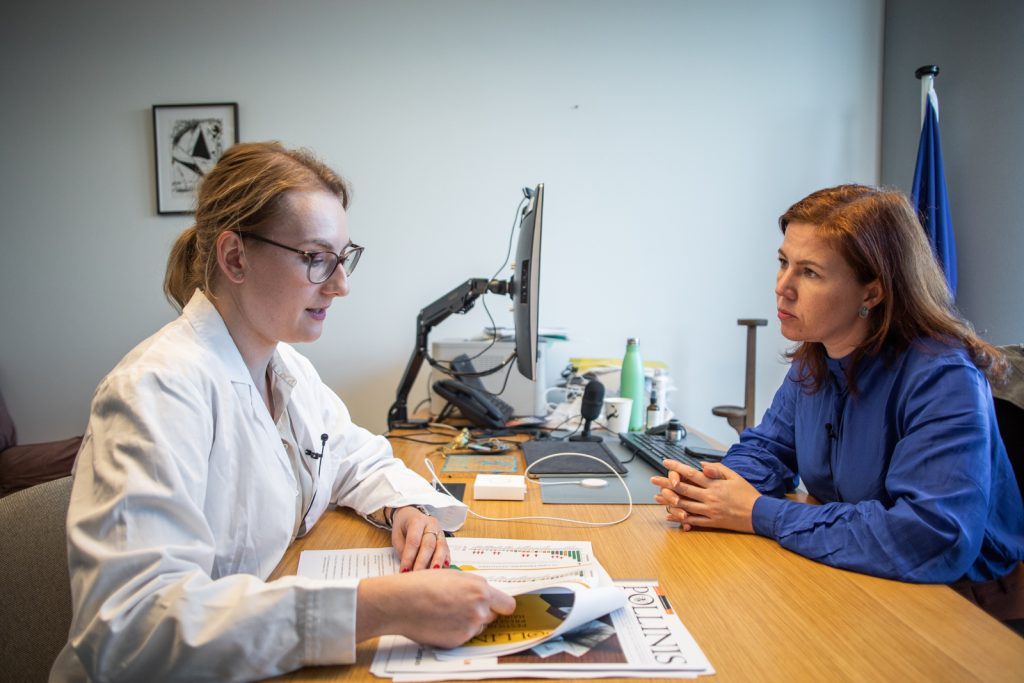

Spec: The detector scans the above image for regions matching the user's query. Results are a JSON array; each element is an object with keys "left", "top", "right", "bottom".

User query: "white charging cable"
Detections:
[{"left": 424, "top": 451, "right": 633, "bottom": 527}]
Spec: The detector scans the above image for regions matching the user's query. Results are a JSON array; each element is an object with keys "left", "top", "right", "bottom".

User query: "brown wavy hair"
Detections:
[
  {"left": 163, "top": 141, "right": 350, "bottom": 310},
  {"left": 779, "top": 184, "right": 1005, "bottom": 391}
]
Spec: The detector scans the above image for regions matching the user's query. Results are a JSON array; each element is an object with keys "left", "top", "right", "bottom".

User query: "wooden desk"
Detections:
[{"left": 267, "top": 436, "right": 1024, "bottom": 682}]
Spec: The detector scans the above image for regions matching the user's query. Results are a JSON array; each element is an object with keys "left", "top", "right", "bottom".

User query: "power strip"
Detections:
[{"left": 473, "top": 474, "right": 527, "bottom": 501}]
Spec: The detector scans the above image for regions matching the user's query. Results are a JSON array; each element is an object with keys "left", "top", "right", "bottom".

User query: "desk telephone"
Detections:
[{"left": 433, "top": 355, "right": 516, "bottom": 429}]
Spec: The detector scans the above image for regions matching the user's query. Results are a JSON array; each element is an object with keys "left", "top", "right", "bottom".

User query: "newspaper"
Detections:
[
  {"left": 370, "top": 580, "right": 714, "bottom": 681},
  {"left": 299, "top": 537, "right": 627, "bottom": 661},
  {"left": 297, "top": 539, "right": 713, "bottom": 679}
]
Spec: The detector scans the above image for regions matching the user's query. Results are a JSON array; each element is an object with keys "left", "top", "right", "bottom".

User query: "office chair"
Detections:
[
  {"left": 992, "top": 345, "right": 1024, "bottom": 638},
  {"left": 0, "top": 476, "right": 73, "bottom": 682},
  {"left": 712, "top": 318, "right": 767, "bottom": 435},
  {"left": 993, "top": 344, "right": 1024, "bottom": 501}
]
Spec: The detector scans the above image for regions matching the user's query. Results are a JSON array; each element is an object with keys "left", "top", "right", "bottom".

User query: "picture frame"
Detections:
[{"left": 152, "top": 102, "right": 239, "bottom": 215}]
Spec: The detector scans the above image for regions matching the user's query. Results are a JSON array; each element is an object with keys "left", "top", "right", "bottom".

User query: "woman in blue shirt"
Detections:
[{"left": 654, "top": 184, "right": 1023, "bottom": 622}]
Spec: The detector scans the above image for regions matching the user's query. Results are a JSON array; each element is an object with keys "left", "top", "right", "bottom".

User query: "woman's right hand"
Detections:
[{"left": 356, "top": 569, "right": 516, "bottom": 648}]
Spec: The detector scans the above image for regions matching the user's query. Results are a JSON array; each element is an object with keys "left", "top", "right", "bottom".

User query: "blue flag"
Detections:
[{"left": 911, "top": 87, "right": 957, "bottom": 297}]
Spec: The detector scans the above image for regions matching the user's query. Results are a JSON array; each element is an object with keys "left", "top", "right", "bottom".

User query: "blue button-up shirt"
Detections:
[{"left": 724, "top": 339, "right": 1023, "bottom": 583}]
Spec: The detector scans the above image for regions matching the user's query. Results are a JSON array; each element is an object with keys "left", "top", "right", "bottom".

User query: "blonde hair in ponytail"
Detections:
[
  {"left": 164, "top": 226, "right": 203, "bottom": 310},
  {"left": 162, "top": 141, "right": 350, "bottom": 311}
]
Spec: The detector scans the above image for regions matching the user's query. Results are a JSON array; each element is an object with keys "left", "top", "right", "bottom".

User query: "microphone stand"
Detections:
[
  {"left": 568, "top": 418, "right": 602, "bottom": 442},
  {"left": 569, "top": 380, "right": 605, "bottom": 442}
]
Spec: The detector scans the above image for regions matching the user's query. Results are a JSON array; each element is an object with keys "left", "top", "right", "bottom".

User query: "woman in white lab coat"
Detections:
[{"left": 51, "top": 142, "right": 515, "bottom": 682}]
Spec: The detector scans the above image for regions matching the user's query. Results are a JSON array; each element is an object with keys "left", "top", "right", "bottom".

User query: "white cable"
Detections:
[
  {"left": 426, "top": 422, "right": 461, "bottom": 433},
  {"left": 424, "top": 451, "right": 633, "bottom": 527}
]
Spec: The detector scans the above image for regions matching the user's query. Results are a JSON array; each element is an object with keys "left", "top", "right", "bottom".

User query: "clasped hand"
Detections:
[{"left": 651, "top": 460, "right": 760, "bottom": 533}]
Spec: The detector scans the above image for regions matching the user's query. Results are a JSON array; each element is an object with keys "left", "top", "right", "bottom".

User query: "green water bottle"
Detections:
[{"left": 620, "top": 337, "right": 645, "bottom": 431}]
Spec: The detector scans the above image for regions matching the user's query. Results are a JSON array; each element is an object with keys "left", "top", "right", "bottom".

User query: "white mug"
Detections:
[{"left": 603, "top": 397, "right": 633, "bottom": 433}]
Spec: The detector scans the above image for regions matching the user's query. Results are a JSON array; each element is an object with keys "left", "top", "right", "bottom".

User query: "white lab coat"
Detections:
[{"left": 51, "top": 291, "right": 467, "bottom": 682}]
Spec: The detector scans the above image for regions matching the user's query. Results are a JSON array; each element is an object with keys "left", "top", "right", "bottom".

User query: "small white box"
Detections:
[{"left": 473, "top": 474, "right": 527, "bottom": 501}]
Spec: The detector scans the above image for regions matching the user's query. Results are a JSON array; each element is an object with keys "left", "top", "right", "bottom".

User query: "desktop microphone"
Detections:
[
  {"left": 305, "top": 433, "right": 328, "bottom": 459},
  {"left": 569, "top": 380, "right": 605, "bottom": 443}
]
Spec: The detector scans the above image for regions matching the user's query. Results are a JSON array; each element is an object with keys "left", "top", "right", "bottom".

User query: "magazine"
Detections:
[
  {"left": 297, "top": 539, "right": 714, "bottom": 679},
  {"left": 436, "top": 584, "right": 626, "bottom": 660},
  {"left": 298, "top": 537, "right": 627, "bottom": 660}
]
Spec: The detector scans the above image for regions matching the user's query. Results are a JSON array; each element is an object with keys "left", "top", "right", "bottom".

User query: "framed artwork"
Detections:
[{"left": 152, "top": 102, "right": 239, "bottom": 215}]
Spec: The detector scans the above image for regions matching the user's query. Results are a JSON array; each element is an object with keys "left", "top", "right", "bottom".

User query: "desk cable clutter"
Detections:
[{"left": 424, "top": 451, "right": 634, "bottom": 527}]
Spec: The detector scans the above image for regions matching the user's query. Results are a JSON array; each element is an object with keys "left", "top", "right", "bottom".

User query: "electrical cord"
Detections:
[
  {"left": 490, "top": 195, "right": 527, "bottom": 282},
  {"left": 386, "top": 422, "right": 467, "bottom": 444},
  {"left": 420, "top": 194, "right": 528, "bottom": 382},
  {"left": 424, "top": 452, "right": 633, "bottom": 527},
  {"left": 388, "top": 435, "right": 452, "bottom": 445},
  {"left": 493, "top": 353, "right": 518, "bottom": 395}
]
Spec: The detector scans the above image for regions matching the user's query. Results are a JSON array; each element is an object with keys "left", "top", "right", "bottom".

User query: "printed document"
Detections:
[
  {"left": 300, "top": 538, "right": 623, "bottom": 658},
  {"left": 298, "top": 539, "right": 713, "bottom": 679},
  {"left": 371, "top": 580, "right": 714, "bottom": 681}
]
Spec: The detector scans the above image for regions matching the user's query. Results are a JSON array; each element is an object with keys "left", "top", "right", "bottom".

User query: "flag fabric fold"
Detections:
[{"left": 911, "top": 83, "right": 958, "bottom": 298}]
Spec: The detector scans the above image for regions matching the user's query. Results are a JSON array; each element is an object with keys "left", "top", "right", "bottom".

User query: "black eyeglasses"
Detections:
[{"left": 238, "top": 232, "right": 364, "bottom": 283}]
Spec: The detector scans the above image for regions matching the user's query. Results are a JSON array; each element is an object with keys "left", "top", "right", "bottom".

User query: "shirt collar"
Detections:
[
  {"left": 827, "top": 350, "right": 887, "bottom": 393},
  {"left": 181, "top": 289, "right": 257, "bottom": 386},
  {"left": 268, "top": 349, "right": 298, "bottom": 420},
  {"left": 825, "top": 355, "right": 848, "bottom": 392}
]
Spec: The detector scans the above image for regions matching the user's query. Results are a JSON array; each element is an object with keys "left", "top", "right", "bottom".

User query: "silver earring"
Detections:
[{"left": 858, "top": 306, "right": 869, "bottom": 319}]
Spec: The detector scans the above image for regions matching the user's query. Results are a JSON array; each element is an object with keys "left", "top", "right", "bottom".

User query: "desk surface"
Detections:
[{"left": 266, "top": 434, "right": 1024, "bottom": 682}]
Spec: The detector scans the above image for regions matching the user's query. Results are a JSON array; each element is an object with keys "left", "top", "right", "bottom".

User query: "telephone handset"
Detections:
[{"left": 433, "top": 380, "right": 509, "bottom": 429}]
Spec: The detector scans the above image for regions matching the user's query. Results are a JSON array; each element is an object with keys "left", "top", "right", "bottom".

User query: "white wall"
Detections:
[
  {"left": 0, "top": 0, "right": 883, "bottom": 445},
  {"left": 880, "top": 0, "right": 1024, "bottom": 345}
]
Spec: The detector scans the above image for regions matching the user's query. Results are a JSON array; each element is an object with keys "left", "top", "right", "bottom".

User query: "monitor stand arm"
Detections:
[{"left": 387, "top": 277, "right": 510, "bottom": 430}]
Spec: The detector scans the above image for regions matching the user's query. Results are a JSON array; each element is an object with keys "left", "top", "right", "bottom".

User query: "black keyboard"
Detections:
[{"left": 618, "top": 432, "right": 723, "bottom": 475}]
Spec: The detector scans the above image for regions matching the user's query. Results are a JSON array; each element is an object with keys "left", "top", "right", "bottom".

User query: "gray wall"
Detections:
[
  {"left": 881, "top": 0, "right": 1024, "bottom": 344},
  {"left": 0, "top": 0, "right": 884, "bottom": 444}
]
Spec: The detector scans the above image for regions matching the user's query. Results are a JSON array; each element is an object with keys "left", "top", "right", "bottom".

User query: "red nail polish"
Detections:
[
  {"left": 401, "top": 567, "right": 409, "bottom": 573},
  {"left": 443, "top": 560, "right": 450, "bottom": 567},
  {"left": 433, "top": 564, "right": 440, "bottom": 569}
]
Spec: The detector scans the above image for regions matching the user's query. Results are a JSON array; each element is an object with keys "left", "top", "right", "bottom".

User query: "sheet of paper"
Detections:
[
  {"left": 297, "top": 546, "right": 400, "bottom": 581},
  {"left": 298, "top": 537, "right": 612, "bottom": 594}
]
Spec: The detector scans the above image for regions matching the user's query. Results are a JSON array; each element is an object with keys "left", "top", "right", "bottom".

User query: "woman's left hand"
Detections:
[
  {"left": 391, "top": 506, "right": 449, "bottom": 572},
  {"left": 652, "top": 461, "right": 760, "bottom": 533}
]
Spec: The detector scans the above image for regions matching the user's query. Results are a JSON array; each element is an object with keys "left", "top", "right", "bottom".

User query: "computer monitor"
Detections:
[
  {"left": 386, "top": 182, "right": 545, "bottom": 429},
  {"left": 510, "top": 183, "right": 543, "bottom": 381}
]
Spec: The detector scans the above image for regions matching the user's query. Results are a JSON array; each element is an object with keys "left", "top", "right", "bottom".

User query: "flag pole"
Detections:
[
  {"left": 915, "top": 64, "right": 940, "bottom": 126},
  {"left": 911, "top": 63, "right": 957, "bottom": 298}
]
